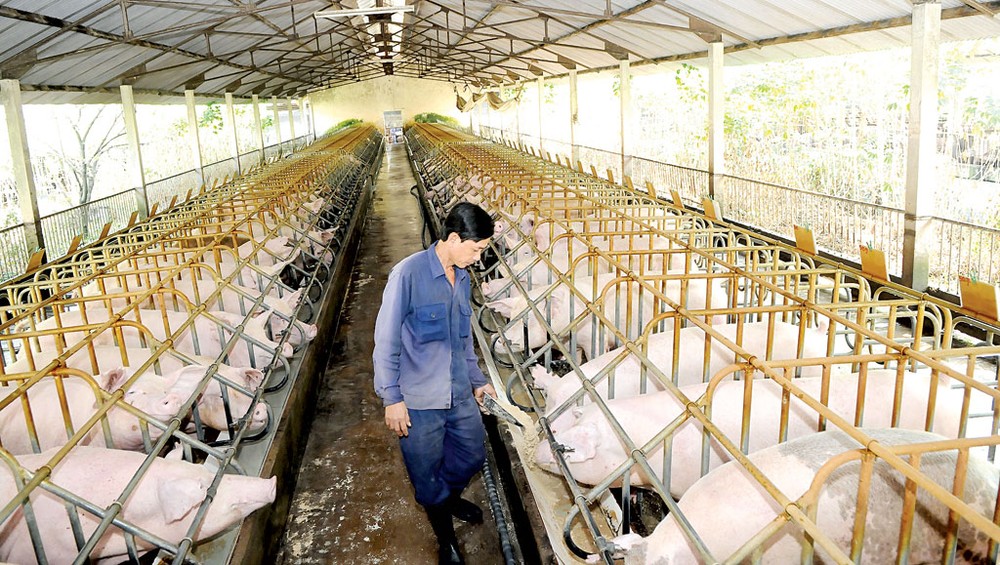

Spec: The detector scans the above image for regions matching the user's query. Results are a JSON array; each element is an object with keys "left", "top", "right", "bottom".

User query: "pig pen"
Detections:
[
  {"left": 0, "top": 124, "right": 383, "bottom": 563},
  {"left": 405, "top": 122, "right": 1000, "bottom": 564}
]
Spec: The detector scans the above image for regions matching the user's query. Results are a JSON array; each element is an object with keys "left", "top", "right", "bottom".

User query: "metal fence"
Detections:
[
  {"left": 930, "top": 217, "right": 1000, "bottom": 294},
  {"left": 629, "top": 156, "right": 708, "bottom": 204},
  {"left": 39, "top": 188, "right": 139, "bottom": 259},
  {"left": 0, "top": 223, "right": 30, "bottom": 282},
  {"left": 0, "top": 136, "right": 321, "bottom": 284},
  {"left": 469, "top": 128, "right": 1000, "bottom": 295},
  {"left": 576, "top": 144, "right": 622, "bottom": 183},
  {"left": 147, "top": 169, "right": 203, "bottom": 212},
  {"left": 716, "top": 175, "right": 906, "bottom": 277}
]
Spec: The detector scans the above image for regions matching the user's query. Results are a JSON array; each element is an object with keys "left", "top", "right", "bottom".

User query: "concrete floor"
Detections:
[{"left": 277, "top": 143, "right": 505, "bottom": 564}]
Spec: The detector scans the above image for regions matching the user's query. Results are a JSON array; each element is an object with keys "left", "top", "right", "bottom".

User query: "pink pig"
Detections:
[{"left": 0, "top": 446, "right": 276, "bottom": 564}]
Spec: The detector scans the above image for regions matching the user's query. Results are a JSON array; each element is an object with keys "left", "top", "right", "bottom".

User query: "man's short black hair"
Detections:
[{"left": 442, "top": 202, "right": 494, "bottom": 242}]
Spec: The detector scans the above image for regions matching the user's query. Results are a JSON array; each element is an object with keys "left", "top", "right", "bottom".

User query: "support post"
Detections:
[
  {"left": 619, "top": 58, "right": 632, "bottom": 181},
  {"left": 287, "top": 96, "right": 296, "bottom": 146},
  {"left": 224, "top": 92, "right": 241, "bottom": 175},
  {"left": 120, "top": 85, "right": 149, "bottom": 218},
  {"left": 569, "top": 70, "right": 579, "bottom": 167},
  {"left": 707, "top": 41, "right": 725, "bottom": 198},
  {"left": 272, "top": 96, "right": 283, "bottom": 153},
  {"left": 306, "top": 96, "right": 316, "bottom": 141},
  {"left": 185, "top": 90, "right": 205, "bottom": 186},
  {"left": 536, "top": 76, "right": 544, "bottom": 155},
  {"left": 902, "top": 0, "right": 941, "bottom": 290},
  {"left": 252, "top": 94, "right": 265, "bottom": 160},
  {"left": 1, "top": 79, "right": 44, "bottom": 253}
]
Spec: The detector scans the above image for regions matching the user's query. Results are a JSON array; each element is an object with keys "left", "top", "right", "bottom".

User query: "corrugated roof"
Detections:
[{"left": 0, "top": 0, "right": 998, "bottom": 103}]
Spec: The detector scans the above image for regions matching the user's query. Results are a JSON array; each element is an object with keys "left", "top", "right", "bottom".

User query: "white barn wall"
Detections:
[{"left": 310, "top": 76, "right": 465, "bottom": 134}]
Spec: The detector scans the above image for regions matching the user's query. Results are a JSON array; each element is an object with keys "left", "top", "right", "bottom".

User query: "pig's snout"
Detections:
[
  {"left": 248, "top": 402, "right": 269, "bottom": 433},
  {"left": 534, "top": 440, "right": 556, "bottom": 469}
]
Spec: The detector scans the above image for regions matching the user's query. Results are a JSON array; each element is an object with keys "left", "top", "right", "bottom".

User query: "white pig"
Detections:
[
  {"left": 2, "top": 346, "right": 268, "bottom": 435},
  {"left": 535, "top": 369, "right": 964, "bottom": 497},
  {"left": 30, "top": 309, "right": 293, "bottom": 369},
  {"left": 618, "top": 428, "right": 997, "bottom": 564},
  {"left": 81, "top": 279, "right": 314, "bottom": 346},
  {"left": 489, "top": 273, "right": 729, "bottom": 361},
  {"left": 533, "top": 319, "right": 831, "bottom": 432},
  {"left": 0, "top": 366, "right": 205, "bottom": 454},
  {"left": 0, "top": 446, "right": 276, "bottom": 564}
]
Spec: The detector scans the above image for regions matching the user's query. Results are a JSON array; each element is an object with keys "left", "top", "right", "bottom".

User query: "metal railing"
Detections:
[
  {"left": 537, "top": 137, "right": 573, "bottom": 164},
  {"left": 471, "top": 126, "right": 1000, "bottom": 295},
  {"left": 0, "top": 135, "right": 322, "bottom": 284},
  {"left": 930, "top": 217, "right": 1000, "bottom": 294},
  {"left": 629, "top": 156, "right": 708, "bottom": 204},
  {"left": 576, "top": 144, "right": 622, "bottom": 183},
  {"left": 146, "top": 169, "right": 202, "bottom": 212},
  {"left": 0, "top": 223, "right": 29, "bottom": 282},
  {"left": 717, "top": 175, "right": 906, "bottom": 278},
  {"left": 39, "top": 189, "right": 139, "bottom": 259}
]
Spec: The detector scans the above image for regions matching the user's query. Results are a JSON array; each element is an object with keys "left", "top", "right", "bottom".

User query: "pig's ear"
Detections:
[
  {"left": 571, "top": 406, "right": 585, "bottom": 421},
  {"left": 158, "top": 478, "right": 207, "bottom": 523},
  {"left": 530, "top": 365, "right": 557, "bottom": 392},
  {"left": 486, "top": 298, "right": 516, "bottom": 318},
  {"left": 168, "top": 366, "right": 206, "bottom": 400},
  {"left": 813, "top": 316, "right": 829, "bottom": 334},
  {"left": 563, "top": 423, "right": 598, "bottom": 463},
  {"left": 98, "top": 367, "right": 133, "bottom": 391},
  {"left": 243, "top": 369, "right": 265, "bottom": 391},
  {"left": 285, "top": 289, "right": 303, "bottom": 306},
  {"left": 533, "top": 225, "right": 550, "bottom": 250}
]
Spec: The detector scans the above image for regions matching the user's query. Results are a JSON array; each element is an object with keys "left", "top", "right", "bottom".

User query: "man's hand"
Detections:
[
  {"left": 385, "top": 401, "right": 411, "bottom": 437},
  {"left": 474, "top": 383, "right": 497, "bottom": 409}
]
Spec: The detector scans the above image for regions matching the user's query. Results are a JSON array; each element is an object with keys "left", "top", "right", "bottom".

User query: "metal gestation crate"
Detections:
[
  {"left": 405, "top": 122, "right": 1000, "bottom": 564},
  {"left": 0, "top": 125, "right": 383, "bottom": 564}
]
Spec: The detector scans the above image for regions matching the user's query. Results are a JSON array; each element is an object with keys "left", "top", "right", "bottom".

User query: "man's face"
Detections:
[{"left": 450, "top": 233, "right": 491, "bottom": 268}]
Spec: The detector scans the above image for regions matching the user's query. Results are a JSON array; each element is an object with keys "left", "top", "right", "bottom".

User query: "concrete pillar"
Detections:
[
  {"left": 224, "top": 92, "right": 241, "bottom": 175},
  {"left": 251, "top": 94, "right": 265, "bottom": 160},
  {"left": 120, "top": 85, "right": 149, "bottom": 218},
  {"left": 287, "top": 96, "right": 296, "bottom": 143},
  {"left": 536, "top": 77, "right": 544, "bottom": 155},
  {"left": 619, "top": 59, "right": 632, "bottom": 181},
  {"left": 707, "top": 41, "right": 725, "bottom": 197},
  {"left": 185, "top": 90, "right": 205, "bottom": 185},
  {"left": 569, "top": 70, "right": 579, "bottom": 166},
  {"left": 902, "top": 0, "right": 941, "bottom": 290},
  {"left": 271, "top": 96, "right": 283, "bottom": 152},
  {"left": 306, "top": 96, "right": 316, "bottom": 141},
  {"left": 1, "top": 79, "right": 44, "bottom": 252}
]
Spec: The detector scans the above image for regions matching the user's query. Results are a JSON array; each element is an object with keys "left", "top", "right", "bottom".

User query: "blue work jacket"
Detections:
[{"left": 373, "top": 242, "right": 488, "bottom": 410}]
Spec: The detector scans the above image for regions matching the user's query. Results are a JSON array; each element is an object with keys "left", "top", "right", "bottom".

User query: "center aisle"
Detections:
[{"left": 278, "top": 142, "right": 504, "bottom": 564}]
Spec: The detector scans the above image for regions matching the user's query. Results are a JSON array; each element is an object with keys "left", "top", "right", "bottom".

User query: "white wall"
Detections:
[{"left": 310, "top": 76, "right": 467, "bottom": 134}]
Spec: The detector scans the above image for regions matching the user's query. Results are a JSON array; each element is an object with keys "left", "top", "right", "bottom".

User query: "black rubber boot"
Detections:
[
  {"left": 426, "top": 504, "right": 465, "bottom": 565},
  {"left": 447, "top": 490, "right": 483, "bottom": 524}
]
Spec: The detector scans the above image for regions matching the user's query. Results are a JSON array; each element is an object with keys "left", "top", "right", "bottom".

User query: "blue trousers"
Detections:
[{"left": 398, "top": 392, "right": 486, "bottom": 508}]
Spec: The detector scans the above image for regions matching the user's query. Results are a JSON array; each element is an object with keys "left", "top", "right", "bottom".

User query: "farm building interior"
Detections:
[{"left": 2, "top": 1, "right": 1000, "bottom": 564}]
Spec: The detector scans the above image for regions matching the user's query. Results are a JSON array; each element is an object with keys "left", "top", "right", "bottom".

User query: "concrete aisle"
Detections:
[{"left": 277, "top": 143, "right": 504, "bottom": 564}]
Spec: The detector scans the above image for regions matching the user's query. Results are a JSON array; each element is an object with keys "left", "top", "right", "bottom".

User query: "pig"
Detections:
[
  {"left": 535, "top": 369, "right": 964, "bottom": 497},
  {"left": 81, "top": 279, "right": 314, "bottom": 346},
  {"left": 0, "top": 366, "right": 206, "bottom": 454},
  {"left": 0, "top": 446, "right": 276, "bottom": 564},
  {"left": 533, "top": 319, "right": 832, "bottom": 431},
  {"left": 617, "top": 428, "right": 998, "bottom": 564},
  {"left": 488, "top": 273, "right": 729, "bottom": 361},
  {"left": 2, "top": 346, "right": 268, "bottom": 435},
  {"left": 30, "top": 309, "right": 293, "bottom": 369}
]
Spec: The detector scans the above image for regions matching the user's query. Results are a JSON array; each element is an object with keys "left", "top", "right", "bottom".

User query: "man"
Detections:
[{"left": 373, "top": 202, "right": 497, "bottom": 564}]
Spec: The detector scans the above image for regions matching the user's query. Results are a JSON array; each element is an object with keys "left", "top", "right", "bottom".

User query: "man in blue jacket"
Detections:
[{"left": 373, "top": 202, "right": 497, "bottom": 564}]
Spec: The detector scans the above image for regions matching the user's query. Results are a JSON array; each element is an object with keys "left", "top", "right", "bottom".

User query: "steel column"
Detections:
[
  {"left": 707, "top": 41, "right": 724, "bottom": 198},
  {"left": 185, "top": 89, "right": 205, "bottom": 186},
  {"left": 252, "top": 94, "right": 265, "bottom": 160},
  {"left": 119, "top": 84, "right": 149, "bottom": 218},
  {"left": 0, "top": 79, "right": 43, "bottom": 253},
  {"left": 902, "top": 0, "right": 941, "bottom": 291},
  {"left": 225, "top": 92, "right": 241, "bottom": 175}
]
